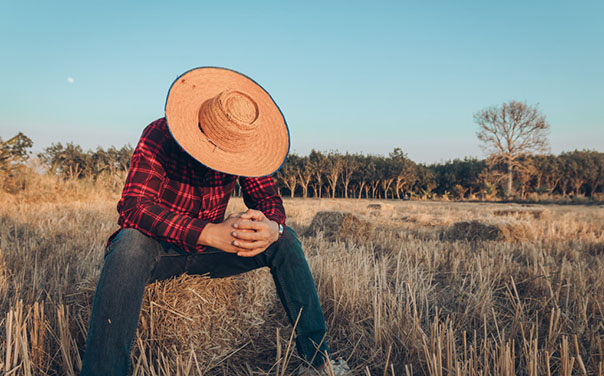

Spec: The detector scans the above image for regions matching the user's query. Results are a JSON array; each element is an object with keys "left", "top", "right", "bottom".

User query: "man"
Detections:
[{"left": 80, "top": 67, "right": 349, "bottom": 375}]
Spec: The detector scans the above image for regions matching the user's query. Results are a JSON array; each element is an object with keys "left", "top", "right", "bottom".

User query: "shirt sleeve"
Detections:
[
  {"left": 117, "top": 124, "right": 207, "bottom": 252},
  {"left": 239, "top": 175, "right": 286, "bottom": 225}
]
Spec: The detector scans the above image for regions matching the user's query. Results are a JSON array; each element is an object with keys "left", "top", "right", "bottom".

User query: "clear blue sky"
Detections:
[{"left": 1, "top": 0, "right": 602, "bottom": 163}]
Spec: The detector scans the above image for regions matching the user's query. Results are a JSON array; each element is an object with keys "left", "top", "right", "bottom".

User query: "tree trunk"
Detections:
[
  {"left": 300, "top": 183, "right": 308, "bottom": 198},
  {"left": 358, "top": 182, "right": 366, "bottom": 199},
  {"left": 506, "top": 164, "right": 514, "bottom": 198},
  {"left": 284, "top": 180, "right": 297, "bottom": 198},
  {"left": 363, "top": 185, "right": 370, "bottom": 199},
  {"left": 382, "top": 180, "right": 393, "bottom": 199},
  {"left": 50, "top": 161, "right": 59, "bottom": 176},
  {"left": 574, "top": 182, "right": 583, "bottom": 196}
]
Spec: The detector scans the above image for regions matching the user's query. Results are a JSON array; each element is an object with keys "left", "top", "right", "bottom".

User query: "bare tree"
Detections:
[
  {"left": 325, "top": 152, "right": 343, "bottom": 198},
  {"left": 296, "top": 156, "right": 312, "bottom": 198},
  {"left": 276, "top": 154, "right": 299, "bottom": 198},
  {"left": 377, "top": 157, "right": 395, "bottom": 199},
  {"left": 340, "top": 153, "right": 359, "bottom": 199},
  {"left": 367, "top": 157, "right": 381, "bottom": 198},
  {"left": 389, "top": 148, "right": 416, "bottom": 199},
  {"left": 354, "top": 154, "right": 369, "bottom": 199},
  {"left": 309, "top": 150, "right": 328, "bottom": 198},
  {"left": 475, "top": 100, "right": 550, "bottom": 197}
]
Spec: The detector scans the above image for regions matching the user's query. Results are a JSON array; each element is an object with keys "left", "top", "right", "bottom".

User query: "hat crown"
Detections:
[
  {"left": 198, "top": 89, "right": 260, "bottom": 152},
  {"left": 222, "top": 90, "right": 259, "bottom": 125}
]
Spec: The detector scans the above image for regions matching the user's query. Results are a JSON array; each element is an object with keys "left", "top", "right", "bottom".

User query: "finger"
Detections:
[
  {"left": 232, "top": 228, "right": 256, "bottom": 235},
  {"left": 245, "top": 209, "right": 263, "bottom": 216},
  {"left": 232, "top": 238, "right": 268, "bottom": 250},
  {"left": 240, "top": 209, "right": 266, "bottom": 221},
  {"left": 233, "top": 219, "right": 265, "bottom": 231},
  {"left": 237, "top": 247, "right": 267, "bottom": 257},
  {"left": 224, "top": 243, "right": 248, "bottom": 253},
  {"left": 239, "top": 213, "right": 262, "bottom": 221},
  {"left": 227, "top": 211, "right": 247, "bottom": 219},
  {"left": 231, "top": 230, "right": 269, "bottom": 241}
]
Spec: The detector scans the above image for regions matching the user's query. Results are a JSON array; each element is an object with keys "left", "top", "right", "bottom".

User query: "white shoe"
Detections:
[{"left": 298, "top": 358, "right": 350, "bottom": 375}]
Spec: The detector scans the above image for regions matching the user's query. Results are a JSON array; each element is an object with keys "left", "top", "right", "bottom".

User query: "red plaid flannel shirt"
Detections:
[{"left": 108, "top": 118, "right": 286, "bottom": 253}]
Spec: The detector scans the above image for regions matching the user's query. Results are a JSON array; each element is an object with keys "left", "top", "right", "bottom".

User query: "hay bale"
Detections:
[
  {"left": 493, "top": 209, "right": 547, "bottom": 220},
  {"left": 444, "top": 220, "right": 531, "bottom": 242},
  {"left": 306, "top": 211, "right": 374, "bottom": 242},
  {"left": 138, "top": 271, "right": 277, "bottom": 369}
]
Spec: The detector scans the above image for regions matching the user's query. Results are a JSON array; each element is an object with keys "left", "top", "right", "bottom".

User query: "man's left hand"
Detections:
[{"left": 230, "top": 209, "right": 280, "bottom": 257}]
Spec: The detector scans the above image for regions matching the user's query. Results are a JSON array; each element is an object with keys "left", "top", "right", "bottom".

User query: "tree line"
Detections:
[
  {"left": 273, "top": 149, "right": 604, "bottom": 200},
  {"left": 1, "top": 134, "right": 603, "bottom": 200},
  {"left": 0, "top": 135, "right": 133, "bottom": 192},
  {"left": 36, "top": 142, "right": 133, "bottom": 181}
]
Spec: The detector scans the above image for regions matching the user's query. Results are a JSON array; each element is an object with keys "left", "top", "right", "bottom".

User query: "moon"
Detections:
[{"left": 67, "top": 77, "right": 74, "bottom": 84}]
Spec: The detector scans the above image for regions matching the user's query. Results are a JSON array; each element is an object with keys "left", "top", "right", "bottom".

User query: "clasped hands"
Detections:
[{"left": 198, "top": 209, "right": 280, "bottom": 257}]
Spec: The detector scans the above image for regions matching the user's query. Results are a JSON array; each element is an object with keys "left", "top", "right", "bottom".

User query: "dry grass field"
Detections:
[{"left": 0, "top": 177, "right": 603, "bottom": 375}]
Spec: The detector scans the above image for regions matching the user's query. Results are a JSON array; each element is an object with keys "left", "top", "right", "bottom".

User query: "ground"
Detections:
[{"left": 0, "top": 189, "right": 602, "bottom": 375}]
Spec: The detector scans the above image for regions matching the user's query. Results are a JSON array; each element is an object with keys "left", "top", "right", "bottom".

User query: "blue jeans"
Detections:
[{"left": 80, "top": 226, "right": 329, "bottom": 375}]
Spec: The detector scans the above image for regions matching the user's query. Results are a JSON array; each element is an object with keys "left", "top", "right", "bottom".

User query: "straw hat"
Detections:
[{"left": 165, "top": 67, "right": 290, "bottom": 177}]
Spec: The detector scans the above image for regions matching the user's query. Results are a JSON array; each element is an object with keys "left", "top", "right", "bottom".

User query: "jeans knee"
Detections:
[
  {"left": 271, "top": 227, "right": 305, "bottom": 263},
  {"left": 106, "top": 228, "right": 159, "bottom": 268}
]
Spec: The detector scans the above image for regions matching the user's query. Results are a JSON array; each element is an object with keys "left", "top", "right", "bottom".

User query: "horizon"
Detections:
[
  {"left": 1, "top": 1, "right": 603, "bottom": 164},
  {"left": 22, "top": 136, "right": 603, "bottom": 169}
]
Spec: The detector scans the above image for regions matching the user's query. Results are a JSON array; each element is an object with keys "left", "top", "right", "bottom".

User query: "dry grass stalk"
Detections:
[
  {"left": 367, "top": 203, "right": 393, "bottom": 212},
  {"left": 0, "top": 183, "right": 603, "bottom": 375},
  {"left": 493, "top": 209, "right": 548, "bottom": 220}
]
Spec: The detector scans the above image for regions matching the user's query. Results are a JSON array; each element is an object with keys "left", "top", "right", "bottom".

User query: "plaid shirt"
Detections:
[{"left": 108, "top": 117, "right": 286, "bottom": 253}]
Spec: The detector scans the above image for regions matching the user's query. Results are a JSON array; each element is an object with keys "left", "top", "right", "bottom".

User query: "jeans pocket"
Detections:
[{"left": 104, "top": 228, "right": 126, "bottom": 258}]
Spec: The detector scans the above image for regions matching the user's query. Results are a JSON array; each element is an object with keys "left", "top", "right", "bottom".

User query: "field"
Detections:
[{"left": 0, "top": 180, "right": 603, "bottom": 375}]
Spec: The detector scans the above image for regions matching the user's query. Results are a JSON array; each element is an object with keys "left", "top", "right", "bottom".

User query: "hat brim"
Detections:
[{"left": 165, "top": 67, "right": 290, "bottom": 177}]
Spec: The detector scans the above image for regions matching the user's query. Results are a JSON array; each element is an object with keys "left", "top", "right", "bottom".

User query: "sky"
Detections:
[{"left": 1, "top": 0, "right": 603, "bottom": 164}]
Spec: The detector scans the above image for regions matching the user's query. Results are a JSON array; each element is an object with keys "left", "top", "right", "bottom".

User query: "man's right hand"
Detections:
[{"left": 197, "top": 213, "right": 251, "bottom": 253}]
